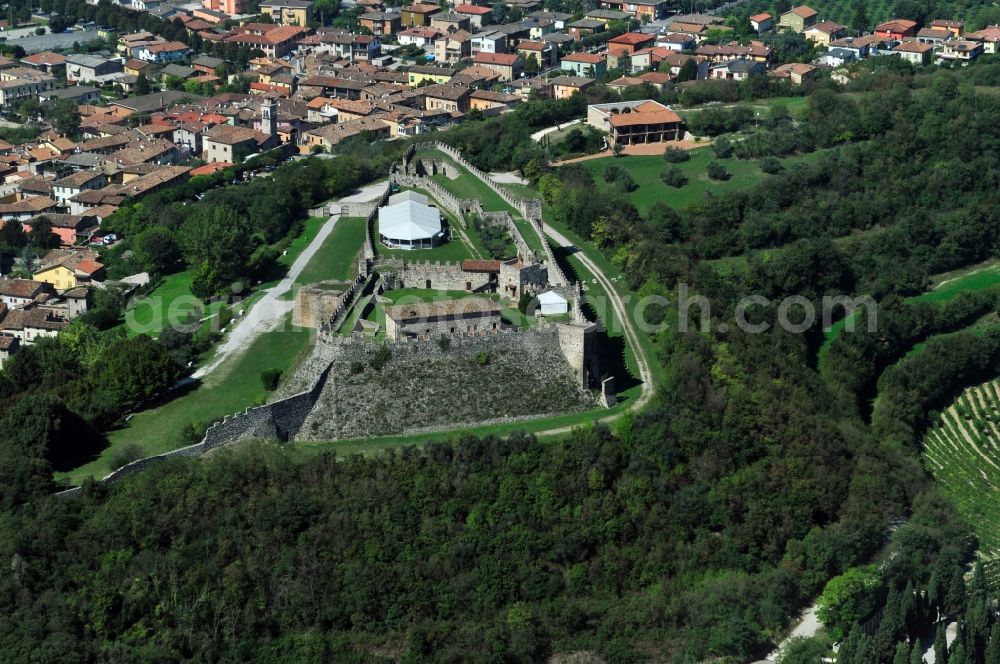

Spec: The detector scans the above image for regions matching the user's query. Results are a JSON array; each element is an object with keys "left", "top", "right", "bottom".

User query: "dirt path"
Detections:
[{"left": 531, "top": 222, "right": 655, "bottom": 435}]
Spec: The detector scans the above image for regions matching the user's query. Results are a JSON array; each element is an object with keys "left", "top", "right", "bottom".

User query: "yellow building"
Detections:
[
  {"left": 259, "top": 0, "right": 313, "bottom": 26},
  {"left": 33, "top": 249, "right": 105, "bottom": 291},
  {"left": 407, "top": 65, "right": 455, "bottom": 87}
]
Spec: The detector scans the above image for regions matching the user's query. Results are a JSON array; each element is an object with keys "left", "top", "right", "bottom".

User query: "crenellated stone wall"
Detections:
[{"left": 54, "top": 365, "right": 334, "bottom": 499}]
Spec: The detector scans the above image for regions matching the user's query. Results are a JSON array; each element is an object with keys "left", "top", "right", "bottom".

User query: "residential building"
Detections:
[
  {"left": 517, "top": 40, "right": 556, "bottom": 68},
  {"left": 225, "top": 25, "right": 310, "bottom": 59},
  {"left": 770, "top": 62, "right": 819, "bottom": 85},
  {"left": 421, "top": 84, "right": 471, "bottom": 112},
  {"left": 0, "top": 335, "right": 18, "bottom": 368},
  {"left": 33, "top": 248, "right": 105, "bottom": 290},
  {"left": 0, "top": 279, "right": 53, "bottom": 310},
  {"left": 968, "top": 26, "right": 1000, "bottom": 53},
  {"left": 203, "top": 124, "right": 277, "bottom": 163},
  {"left": 750, "top": 13, "right": 773, "bottom": 33},
  {"left": 135, "top": 41, "right": 191, "bottom": 64},
  {"left": 804, "top": 20, "right": 846, "bottom": 46},
  {"left": 468, "top": 89, "right": 520, "bottom": 114},
  {"left": 893, "top": 40, "right": 934, "bottom": 65},
  {"left": 596, "top": 0, "right": 668, "bottom": 20},
  {"left": 656, "top": 32, "right": 696, "bottom": 51},
  {"left": 434, "top": 30, "right": 473, "bottom": 63},
  {"left": 814, "top": 47, "right": 857, "bottom": 67},
  {"left": 401, "top": 3, "right": 442, "bottom": 28},
  {"left": 0, "top": 309, "right": 68, "bottom": 344},
  {"left": 568, "top": 19, "right": 604, "bottom": 41},
  {"left": 527, "top": 10, "right": 571, "bottom": 30},
  {"left": 39, "top": 85, "right": 101, "bottom": 105},
  {"left": 709, "top": 59, "right": 766, "bottom": 81},
  {"left": 360, "top": 11, "right": 402, "bottom": 36},
  {"left": 25, "top": 214, "right": 99, "bottom": 245},
  {"left": 560, "top": 52, "right": 607, "bottom": 78},
  {"left": 917, "top": 27, "right": 953, "bottom": 45},
  {"left": 930, "top": 19, "right": 964, "bottom": 37},
  {"left": 431, "top": 13, "right": 471, "bottom": 33},
  {"left": 192, "top": 55, "right": 225, "bottom": 75},
  {"left": 20, "top": 51, "right": 68, "bottom": 76},
  {"left": 64, "top": 54, "right": 122, "bottom": 84},
  {"left": 608, "top": 32, "right": 656, "bottom": 55},
  {"left": 779, "top": 5, "right": 818, "bottom": 33},
  {"left": 259, "top": 0, "right": 314, "bottom": 25},
  {"left": 472, "top": 52, "right": 523, "bottom": 81},
  {"left": 201, "top": 0, "right": 249, "bottom": 16},
  {"left": 549, "top": 75, "right": 594, "bottom": 99},
  {"left": 302, "top": 116, "right": 391, "bottom": 150},
  {"left": 455, "top": 4, "right": 493, "bottom": 29},
  {"left": 936, "top": 39, "right": 983, "bottom": 63},
  {"left": 407, "top": 65, "right": 456, "bottom": 87},
  {"left": 398, "top": 26, "right": 445, "bottom": 46},
  {"left": 471, "top": 31, "right": 506, "bottom": 55},
  {"left": 52, "top": 171, "right": 107, "bottom": 207},
  {"left": 696, "top": 40, "right": 771, "bottom": 63},
  {"left": 875, "top": 19, "right": 918, "bottom": 40}
]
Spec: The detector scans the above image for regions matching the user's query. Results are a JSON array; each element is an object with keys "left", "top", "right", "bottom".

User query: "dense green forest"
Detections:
[{"left": 7, "top": 56, "right": 1000, "bottom": 663}]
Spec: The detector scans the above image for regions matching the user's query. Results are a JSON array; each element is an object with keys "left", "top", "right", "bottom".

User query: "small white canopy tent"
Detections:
[{"left": 538, "top": 290, "right": 568, "bottom": 315}]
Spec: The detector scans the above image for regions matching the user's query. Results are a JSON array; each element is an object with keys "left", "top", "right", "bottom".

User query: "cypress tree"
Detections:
[
  {"left": 935, "top": 622, "right": 949, "bottom": 664},
  {"left": 893, "top": 641, "right": 911, "bottom": 664},
  {"left": 985, "top": 623, "right": 1000, "bottom": 664}
]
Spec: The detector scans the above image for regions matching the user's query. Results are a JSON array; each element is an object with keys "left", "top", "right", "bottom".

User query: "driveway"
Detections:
[
  {"left": 530, "top": 118, "right": 582, "bottom": 142},
  {"left": 194, "top": 179, "right": 387, "bottom": 378}
]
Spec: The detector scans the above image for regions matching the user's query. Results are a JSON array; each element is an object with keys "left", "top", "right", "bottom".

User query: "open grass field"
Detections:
[
  {"left": 294, "top": 216, "right": 367, "bottom": 286},
  {"left": 923, "top": 380, "right": 1000, "bottom": 556},
  {"left": 575, "top": 147, "right": 814, "bottom": 215},
  {"left": 58, "top": 315, "right": 313, "bottom": 486},
  {"left": 124, "top": 271, "right": 225, "bottom": 338},
  {"left": 377, "top": 237, "right": 473, "bottom": 262}
]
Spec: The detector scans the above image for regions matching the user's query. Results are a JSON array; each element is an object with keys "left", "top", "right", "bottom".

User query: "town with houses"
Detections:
[{"left": 0, "top": 0, "right": 996, "bottom": 365}]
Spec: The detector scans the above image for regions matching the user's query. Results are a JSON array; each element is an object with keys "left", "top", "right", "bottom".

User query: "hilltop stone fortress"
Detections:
[
  {"left": 272, "top": 143, "right": 612, "bottom": 441},
  {"left": 56, "top": 146, "right": 613, "bottom": 498}
]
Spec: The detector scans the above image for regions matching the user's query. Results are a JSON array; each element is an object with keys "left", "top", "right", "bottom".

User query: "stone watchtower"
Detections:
[{"left": 557, "top": 322, "right": 601, "bottom": 390}]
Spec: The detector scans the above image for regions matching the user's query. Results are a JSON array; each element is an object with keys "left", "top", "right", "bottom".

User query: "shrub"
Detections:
[
  {"left": 349, "top": 361, "right": 364, "bottom": 374},
  {"left": 663, "top": 147, "right": 690, "bottom": 163},
  {"left": 661, "top": 166, "right": 688, "bottom": 188},
  {"left": 706, "top": 161, "right": 731, "bottom": 181},
  {"left": 371, "top": 344, "right": 391, "bottom": 370},
  {"left": 438, "top": 335, "right": 451, "bottom": 351},
  {"left": 760, "top": 156, "right": 784, "bottom": 174},
  {"left": 475, "top": 351, "right": 490, "bottom": 366},
  {"left": 602, "top": 164, "right": 638, "bottom": 192},
  {"left": 107, "top": 443, "right": 144, "bottom": 471},
  {"left": 260, "top": 368, "right": 282, "bottom": 391},
  {"left": 712, "top": 136, "right": 734, "bottom": 159}
]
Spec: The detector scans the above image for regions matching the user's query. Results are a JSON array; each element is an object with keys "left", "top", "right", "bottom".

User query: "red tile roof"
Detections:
[{"left": 473, "top": 52, "right": 520, "bottom": 66}]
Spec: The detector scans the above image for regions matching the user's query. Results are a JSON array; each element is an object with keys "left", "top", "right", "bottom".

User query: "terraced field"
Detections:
[{"left": 923, "top": 380, "right": 1000, "bottom": 556}]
